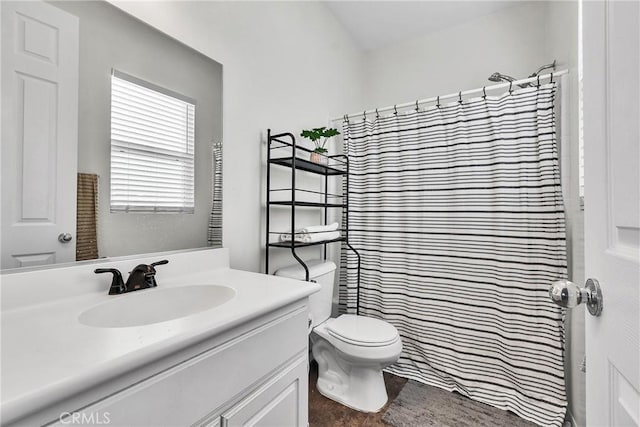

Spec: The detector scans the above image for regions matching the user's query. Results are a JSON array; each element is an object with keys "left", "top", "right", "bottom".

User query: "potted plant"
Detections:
[{"left": 300, "top": 127, "right": 340, "bottom": 165}]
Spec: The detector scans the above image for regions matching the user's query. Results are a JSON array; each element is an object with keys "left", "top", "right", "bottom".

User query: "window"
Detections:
[{"left": 110, "top": 70, "right": 195, "bottom": 213}]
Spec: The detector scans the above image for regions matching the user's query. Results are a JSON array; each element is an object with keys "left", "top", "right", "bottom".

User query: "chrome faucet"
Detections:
[{"left": 95, "top": 260, "right": 169, "bottom": 295}]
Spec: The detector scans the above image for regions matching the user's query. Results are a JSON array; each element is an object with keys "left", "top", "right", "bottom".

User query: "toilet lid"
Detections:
[{"left": 326, "top": 315, "right": 399, "bottom": 347}]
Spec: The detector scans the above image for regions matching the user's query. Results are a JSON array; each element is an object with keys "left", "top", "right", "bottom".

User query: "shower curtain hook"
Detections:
[
  {"left": 436, "top": 96, "right": 440, "bottom": 108},
  {"left": 509, "top": 81, "right": 513, "bottom": 94},
  {"left": 393, "top": 104, "right": 398, "bottom": 115},
  {"left": 415, "top": 100, "right": 419, "bottom": 112},
  {"left": 482, "top": 86, "right": 487, "bottom": 99},
  {"left": 458, "top": 91, "right": 462, "bottom": 104},
  {"left": 550, "top": 72, "right": 554, "bottom": 83},
  {"left": 375, "top": 108, "right": 379, "bottom": 119},
  {"left": 537, "top": 75, "right": 541, "bottom": 87},
  {"left": 363, "top": 110, "right": 367, "bottom": 120}
]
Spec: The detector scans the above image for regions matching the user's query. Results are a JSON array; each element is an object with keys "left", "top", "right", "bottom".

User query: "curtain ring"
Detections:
[
  {"left": 509, "top": 81, "right": 513, "bottom": 94},
  {"left": 482, "top": 86, "right": 487, "bottom": 99},
  {"left": 393, "top": 104, "right": 398, "bottom": 115},
  {"left": 375, "top": 108, "right": 379, "bottom": 119},
  {"left": 458, "top": 91, "right": 462, "bottom": 104},
  {"left": 436, "top": 96, "right": 440, "bottom": 108},
  {"left": 415, "top": 100, "right": 419, "bottom": 112}
]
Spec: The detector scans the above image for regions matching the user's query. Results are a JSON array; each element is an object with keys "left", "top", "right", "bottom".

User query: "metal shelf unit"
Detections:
[{"left": 265, "top": 130, "right": 361, "bottom": 313}]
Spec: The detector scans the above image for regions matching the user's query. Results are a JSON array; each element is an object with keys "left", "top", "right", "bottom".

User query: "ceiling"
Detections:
[{"left": 325, "top": 1, "right": 524, "bottom": 51}]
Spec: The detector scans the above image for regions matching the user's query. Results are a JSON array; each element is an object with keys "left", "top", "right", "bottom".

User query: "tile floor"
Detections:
[{"left": 308, "top": 361, "right": 408, "bottom": 427}]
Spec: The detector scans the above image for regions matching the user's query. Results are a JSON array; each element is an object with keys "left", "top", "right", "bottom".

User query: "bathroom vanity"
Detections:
[{"left": 1, "top": 248, "right": 319, "bottom": 426}]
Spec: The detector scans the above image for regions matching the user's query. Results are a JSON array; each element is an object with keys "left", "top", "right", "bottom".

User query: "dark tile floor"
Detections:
[{"left": 308, "top": 361, "right": 408, "bottom": 427}]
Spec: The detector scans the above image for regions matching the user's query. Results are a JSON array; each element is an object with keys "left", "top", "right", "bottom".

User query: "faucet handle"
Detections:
[
  {"left": 95, "top": 268, "right": 126, "bottom": 295},
  {"left": 150, "top": 259, "right": 169, "bottom": 268},
  {"left": 146, "top": 260, "right": 168, "bottom": 287},
  {"left": 130, "top": 260, "right": 169, "bottom": 290}
]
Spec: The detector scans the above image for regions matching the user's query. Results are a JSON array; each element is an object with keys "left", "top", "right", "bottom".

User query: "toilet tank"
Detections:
[{"left": 275, "top": 260, "right": 336, "bottom": 327}]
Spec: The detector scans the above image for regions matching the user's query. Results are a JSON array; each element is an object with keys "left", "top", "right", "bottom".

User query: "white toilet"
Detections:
[{"left": 275, "top": 259, "right": 402, "bottom": 413}]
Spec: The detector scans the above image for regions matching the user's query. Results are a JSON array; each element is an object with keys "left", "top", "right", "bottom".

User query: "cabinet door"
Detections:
[
  {"left": 220, "top": 355, "right": 308, "bottom": 427},
  {"left": 48, "top": 307, "right": 308, "bottom": 427}
]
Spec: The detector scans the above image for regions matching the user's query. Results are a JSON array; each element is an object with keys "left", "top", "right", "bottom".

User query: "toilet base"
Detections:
[
  {"left": 313, "top": 339, "right": 390, "bottom": 413},
  {"left": 316, "top": 366, "right": 388, "bottom": 413}
]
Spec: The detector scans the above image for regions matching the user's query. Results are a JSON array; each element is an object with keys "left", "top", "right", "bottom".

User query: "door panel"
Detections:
[
  {"left": 1, "top": 1, "right": 79, "bottom": 269},
  {"left": 583, "top": 1, "right": 640, "bottom": 425}
]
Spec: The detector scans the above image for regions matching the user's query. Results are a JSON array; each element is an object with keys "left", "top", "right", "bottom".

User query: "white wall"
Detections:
[
  {"left": 546, "top": 2, "right": 585, "bottom": 425},
  {"left": 362, "top": 2, "right": 550, "bottom": 109},
  {"left": 109, "top": 0, "right": 365, "bottom": 273}
]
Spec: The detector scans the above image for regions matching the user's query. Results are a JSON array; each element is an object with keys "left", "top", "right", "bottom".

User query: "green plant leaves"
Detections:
[
  {"left": 323, "top": 128, "right": 339, "bottom": 138},
  {"left": 301, "top": 129, "right": 321, "bottom": 142},
  {"left": 300, "top": 127, "right": 340, "bottom": 141},
  {"left": 300, "top": 127, "right": 341, "bottom": 152}
]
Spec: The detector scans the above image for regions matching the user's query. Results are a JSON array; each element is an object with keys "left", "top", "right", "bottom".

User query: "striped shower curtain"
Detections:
[{"left": 340, "top": 83, "right": 567, "bottom": 426}]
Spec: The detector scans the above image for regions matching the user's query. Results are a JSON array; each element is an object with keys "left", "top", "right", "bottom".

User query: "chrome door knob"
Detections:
[
  {"left": 549, "top": 278, "right": 603, "bottom": 316},
  {"left": 58, "top": 233, "right": 73, "bottom": 243}
]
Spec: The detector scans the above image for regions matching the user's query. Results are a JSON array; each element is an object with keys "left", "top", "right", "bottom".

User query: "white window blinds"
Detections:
[{"left": 110, "top": 70, "right": 195, "bottom": 213}]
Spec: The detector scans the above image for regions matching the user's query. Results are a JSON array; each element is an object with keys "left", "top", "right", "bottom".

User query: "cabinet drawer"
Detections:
[{"left": 55, "top": 306, "right": 308, "bottom": 427}]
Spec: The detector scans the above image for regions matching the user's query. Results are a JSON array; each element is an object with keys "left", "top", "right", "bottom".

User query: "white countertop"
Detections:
[{"left": 1, "top": 248, "right": 320, "bottom": 424}]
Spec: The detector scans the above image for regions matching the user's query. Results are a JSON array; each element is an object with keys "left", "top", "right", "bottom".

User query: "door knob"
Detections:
[
  {"left": 58, "top": 233, "right": 73, "bottom": 243},
  {"left": 549, "top": 278, "right": 603, "bottom": 316}
]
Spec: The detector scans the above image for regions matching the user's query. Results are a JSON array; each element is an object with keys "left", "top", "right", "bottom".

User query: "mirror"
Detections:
[{"left": 1, "top": 0, "right": 223, "bottom": 270}]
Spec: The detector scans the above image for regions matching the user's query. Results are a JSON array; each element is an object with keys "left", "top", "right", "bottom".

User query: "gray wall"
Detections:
[{"left": 52, "top": 1, "right": 223, "bottom": 258}]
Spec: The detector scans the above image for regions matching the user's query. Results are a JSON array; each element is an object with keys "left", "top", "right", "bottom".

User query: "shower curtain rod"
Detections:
[{"left": 330, "top": 69, "right": 568, "bottom": 122}]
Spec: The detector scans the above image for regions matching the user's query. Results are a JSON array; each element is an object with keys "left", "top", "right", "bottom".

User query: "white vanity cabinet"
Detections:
[
  {"left": 1, "top": 249, "right": 320, "bottom": 427},
  {"left": 35, "top": 303, "right": 309, "bottom": 427}
]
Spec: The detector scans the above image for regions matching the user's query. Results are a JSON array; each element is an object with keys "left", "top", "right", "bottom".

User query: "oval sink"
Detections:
[{"left": 79, "top": 285, "right": 235, "bottom": 328}]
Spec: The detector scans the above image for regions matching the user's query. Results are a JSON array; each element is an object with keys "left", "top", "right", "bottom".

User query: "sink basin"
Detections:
[{"left": 79, "top": 285, "right": 235, "bottom": 328}]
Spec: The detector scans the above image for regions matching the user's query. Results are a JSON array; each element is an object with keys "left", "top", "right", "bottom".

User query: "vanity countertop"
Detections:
[{"left": 0, "top": 248, "right": 320, "bottom": 425}]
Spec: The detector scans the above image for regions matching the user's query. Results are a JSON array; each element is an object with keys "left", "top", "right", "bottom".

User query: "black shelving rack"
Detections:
[{"left": 265, "top": 129, "right": 361, "bottom": 314}]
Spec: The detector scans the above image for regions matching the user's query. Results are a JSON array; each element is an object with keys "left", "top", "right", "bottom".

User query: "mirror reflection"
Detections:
[{"left": 0, "top": 0, "right": 223, "bottom": 269}]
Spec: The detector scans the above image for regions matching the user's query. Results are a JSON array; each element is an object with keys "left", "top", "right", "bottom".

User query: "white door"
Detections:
[
  {"left": 583, "top": 1, "right": 640, "bottom": 425},
  {"left": 1, "top": 1, "right": 79, "bottom": 269}
]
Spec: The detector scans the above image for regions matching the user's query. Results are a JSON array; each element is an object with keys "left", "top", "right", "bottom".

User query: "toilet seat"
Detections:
[
  {"left": 326, "top": 315, "right": 400, "bottom": 347},
  {"left": 313, "top": 315, "right": 402, "bottom": 363}
]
